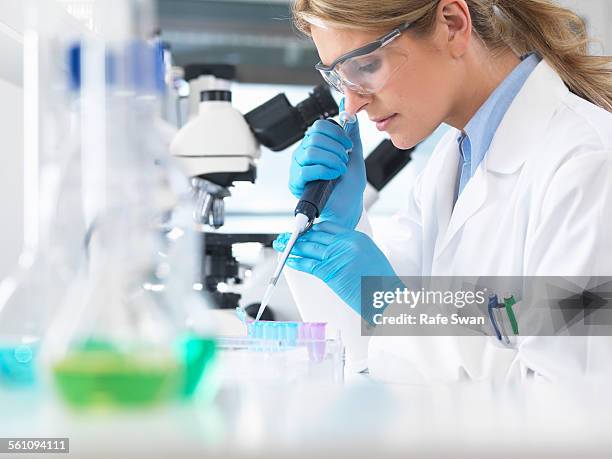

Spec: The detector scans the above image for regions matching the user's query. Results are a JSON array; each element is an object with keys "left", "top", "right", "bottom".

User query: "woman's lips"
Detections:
[{"left": 375, "top": 114, "right": 398, "bottom": 131}]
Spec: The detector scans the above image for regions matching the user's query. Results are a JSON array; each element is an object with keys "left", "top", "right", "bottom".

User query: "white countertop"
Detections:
[{"left": 3, "top": 374, "right": 612, "bottom": 459}]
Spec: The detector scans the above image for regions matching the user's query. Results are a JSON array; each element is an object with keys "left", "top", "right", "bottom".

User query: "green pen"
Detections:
[{"left": 503, "top": 294, "right": 519, "bottom": 336}]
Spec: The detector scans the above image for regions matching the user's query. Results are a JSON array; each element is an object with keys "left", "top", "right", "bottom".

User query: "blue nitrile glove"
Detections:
[
  {"left": 273, "top": 221, "right": 402, "bottom": 318},
  {"left": 289, "top": 99, "right": 365, "bottom": 230}
]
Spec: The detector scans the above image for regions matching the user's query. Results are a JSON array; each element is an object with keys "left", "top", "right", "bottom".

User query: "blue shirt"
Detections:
[{"left": 456, "top": 53, "right": 541, "bottom": 201}]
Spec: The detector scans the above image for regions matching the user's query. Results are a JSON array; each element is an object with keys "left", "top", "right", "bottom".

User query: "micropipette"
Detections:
[{"left": 255, "top": 111, "right": 357, "bottom": 322}]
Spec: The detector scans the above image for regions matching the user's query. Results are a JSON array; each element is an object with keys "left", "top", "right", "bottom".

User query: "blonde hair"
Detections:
[{"left": 292, "top": 0, "right": 612, "bottom": 112}]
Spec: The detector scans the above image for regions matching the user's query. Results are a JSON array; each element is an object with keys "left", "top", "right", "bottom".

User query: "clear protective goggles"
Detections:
[{"left": 315, "top": 22, "right": 412, "bottom": 95}]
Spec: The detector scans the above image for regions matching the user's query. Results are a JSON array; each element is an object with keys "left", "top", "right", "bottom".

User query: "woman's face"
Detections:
[{"left": 311, "top": 19, "right": 464, "bottom": 149}]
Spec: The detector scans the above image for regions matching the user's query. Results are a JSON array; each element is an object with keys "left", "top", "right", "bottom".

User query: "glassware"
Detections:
[
  {"left": 0, "top": 0, "right": 88, "bottom": 390},
  {"left": 41, "top": 0, "right": 217, "bottom": 409}
]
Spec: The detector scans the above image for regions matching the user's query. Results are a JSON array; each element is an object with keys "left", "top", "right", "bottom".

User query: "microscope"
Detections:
[
  {"left": 170, "top": 64, "right": 340, "bottom": 318},
  {"left": 171, "top": 64, "right": 339, "bottom": 228}
]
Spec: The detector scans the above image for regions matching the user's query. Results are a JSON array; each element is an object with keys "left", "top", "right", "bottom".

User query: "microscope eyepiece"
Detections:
[
  {"left": 294, "top": 84, "right": 339, "bottom": 128},
  {"left": 244, "top": 84, "right": 339, "bottom": 152}
]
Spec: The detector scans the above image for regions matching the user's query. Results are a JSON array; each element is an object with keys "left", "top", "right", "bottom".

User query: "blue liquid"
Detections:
[
  {"left": 247, "top": 321, "right": 299, "bottom": 344},
  {"left": 0, "top": 344, "right": 38, "bottom": 387}
]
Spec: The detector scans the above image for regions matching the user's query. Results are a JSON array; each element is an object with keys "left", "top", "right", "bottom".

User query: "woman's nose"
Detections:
[{"left": 343, "top": 89, "right": 370, "bottom": 116}]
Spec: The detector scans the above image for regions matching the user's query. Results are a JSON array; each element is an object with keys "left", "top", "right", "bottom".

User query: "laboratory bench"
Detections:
[{"left": 2, "top": 372, "right": 612, "bottom": 459}]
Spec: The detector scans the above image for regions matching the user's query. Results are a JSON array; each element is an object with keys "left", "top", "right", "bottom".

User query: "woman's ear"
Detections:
[{"left": 436, "top": 0, "right": 472, "bottom": 57}]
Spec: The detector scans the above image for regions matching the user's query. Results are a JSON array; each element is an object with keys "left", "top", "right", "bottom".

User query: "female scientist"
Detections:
[{"left": 273, "top": 0, "right": 612, "bottom": 382}]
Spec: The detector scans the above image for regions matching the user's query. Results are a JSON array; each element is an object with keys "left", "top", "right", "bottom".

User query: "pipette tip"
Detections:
[
  {"left": 255, "top": 214, "right": 309, "bottom": 322},
  {"left": 255, "top": 283, "right": 275, "bottom": 321}
]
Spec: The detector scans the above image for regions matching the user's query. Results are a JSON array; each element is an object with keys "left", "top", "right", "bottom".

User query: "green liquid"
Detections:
[
  {"left": 53, "top": 348, "right": 181, "bottom": 408},
  {"left": 52, "top": 337, "right": 216, "bottom": 408}
]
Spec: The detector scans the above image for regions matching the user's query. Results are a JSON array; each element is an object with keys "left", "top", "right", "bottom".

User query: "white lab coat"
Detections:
[{"left": 285, "top": 60, "right": 612, "bottom": 383}]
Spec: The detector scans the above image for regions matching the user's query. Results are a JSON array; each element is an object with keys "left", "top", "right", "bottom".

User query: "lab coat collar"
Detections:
[
  {"left": 485, "top": 60, "right": 569, "bottom": 175},
  {"left": 433, "top": 61, "right": 568, "bottom": 258}
]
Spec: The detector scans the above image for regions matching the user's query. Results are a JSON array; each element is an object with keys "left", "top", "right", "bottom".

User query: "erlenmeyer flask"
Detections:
[
  {"left": 0, "top": 0, "right": 88, "bottom": 390},
  {"left": 42, "top": 0, "right": 217, "bottom": 409}
]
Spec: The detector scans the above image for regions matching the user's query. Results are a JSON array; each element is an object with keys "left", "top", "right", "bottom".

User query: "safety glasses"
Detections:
[{"left": 315, "top": 22, "right": 412, "bottom": 95}]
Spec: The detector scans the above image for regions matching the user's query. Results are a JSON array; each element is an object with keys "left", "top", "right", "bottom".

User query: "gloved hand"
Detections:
[
  {"left": 289, "top": 99, "right": 365, "bottom": 230},
  {"left": 273, "top": 222, "right": 401, "bottom": 317}
]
